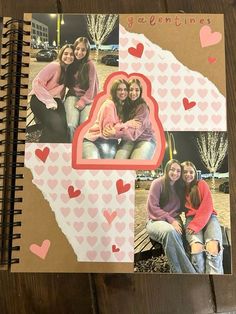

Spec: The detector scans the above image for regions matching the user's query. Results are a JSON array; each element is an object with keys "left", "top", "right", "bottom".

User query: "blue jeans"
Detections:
[
  {"left": 82, "top": 138, "right": 118, "bottom": 159},
  {"left": 146, "top": 218, "right": 196, "bottom": 273},
  {"left": 115, "top": 139, "right": 156, "bottom": 160},
  {"left": 185, "top": 215, "right": 223, "bottom": 274},
  {"left": 64, "top": 96, "right": 92, "bottom": 142}
]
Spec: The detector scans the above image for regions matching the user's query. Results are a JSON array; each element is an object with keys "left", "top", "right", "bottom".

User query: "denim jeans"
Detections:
[
  {"left": 64, "top": 96, "right": 92, "bottom": 142},
  {"left": 82, "top": 138, "right": 118, "bottom": 159},
  {"left": 185, "top": 215, "right": 223, "bottom": 274},
  {"left": 115, "top": 139, "right": 156, "bottom": 160},
  {"left": 146, "top": 218, "right": 196, "bottom": 273}
]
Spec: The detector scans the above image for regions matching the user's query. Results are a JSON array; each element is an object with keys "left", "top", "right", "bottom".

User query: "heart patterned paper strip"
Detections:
[
  {"left": 26, "top": 143, "right": 135, "bottom": 263},
  {"left": 119, "top": 25, "right": 226, "bottom": 131}
]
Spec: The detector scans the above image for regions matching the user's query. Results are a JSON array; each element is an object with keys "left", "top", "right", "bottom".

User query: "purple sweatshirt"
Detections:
[
  {"left": 122, "top": 102, "right": 155, "bottom": 141},
  {"left": 147, "top": 177, "right": 180, "bottom": 223}
]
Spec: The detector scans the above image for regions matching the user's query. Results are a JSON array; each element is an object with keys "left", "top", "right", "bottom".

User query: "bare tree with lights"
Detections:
[
  {"left": 86, "top": 14, "right": 118, "bottom": 62},
  {"left": 197, "top": 132, "right": 228, "bottom": 190}
]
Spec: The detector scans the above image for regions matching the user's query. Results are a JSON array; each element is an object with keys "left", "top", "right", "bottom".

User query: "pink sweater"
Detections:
[
  {"left": 85, "top": 100, "right": 155, "bottom": 142},
  {"left": 72, "top": 59, "right": 99, "bottom": 108},
  {"left": 29, "top": 62, "right": 65, "bottom": 109},
  {"left": 85, "top": 99, "right": 128, "bottom": 141},
  {"left": 185, "top": 180, "right": 217, "bottom": 233}
]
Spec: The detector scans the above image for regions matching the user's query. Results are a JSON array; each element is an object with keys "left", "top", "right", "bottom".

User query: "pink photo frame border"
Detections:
[{"left": 72, "top": 71, "right": 165, "bottom": 170}]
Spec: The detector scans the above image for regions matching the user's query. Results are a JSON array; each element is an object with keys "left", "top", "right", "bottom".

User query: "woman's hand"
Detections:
[
  {"left": 48, "top": 104, "right": 57, "bottom": 110},
  {"left": 102, "top": 125, "right": 116, "bottom": 138},
  {"left": 186, "top": 228, "right": 195, "bottom": 235},
  {"left": 171, "top": 220, "right": 182, "bottom": 234},
  {"left": 75, "top": 100, "right": 85, "bottom": 110},
  {"left": 128, "top": 119, "right": 142, "bottom": 129}
]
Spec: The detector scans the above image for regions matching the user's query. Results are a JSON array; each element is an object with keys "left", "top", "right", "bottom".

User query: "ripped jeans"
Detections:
[{"left": 185, "top": 215, "right": 223, "bottom": 274}]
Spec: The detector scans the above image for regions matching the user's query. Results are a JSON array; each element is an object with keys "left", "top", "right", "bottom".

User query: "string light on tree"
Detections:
[
  {"left": 197, "top": 132, "right": 228, "bottom": 190},
  {"left": 86, "top": 14, "right": 118, "bottom": 62}
]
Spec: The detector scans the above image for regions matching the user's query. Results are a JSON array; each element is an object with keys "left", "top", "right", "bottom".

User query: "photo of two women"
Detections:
[
  {"left": 134, "top": 131, "right": 230, "bottom": 274},
  {"left": 26, "top": 14, "right": 119, "bottom": 145}
]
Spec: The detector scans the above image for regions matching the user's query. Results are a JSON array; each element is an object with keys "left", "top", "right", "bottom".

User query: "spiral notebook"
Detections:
[{"left": 0, "top": 13, "right": 231, "bottom": 273}]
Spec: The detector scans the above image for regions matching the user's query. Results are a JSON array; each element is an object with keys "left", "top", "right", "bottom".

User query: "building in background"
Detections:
[{"left": 31, "top": 18, "right": 49, "bottom": 48}]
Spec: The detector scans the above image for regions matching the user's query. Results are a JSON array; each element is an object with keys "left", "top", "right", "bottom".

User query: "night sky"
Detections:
[
  {"left": 33, "top": 14, "right": 119, "bottom": 46},
  {"left": 162, "top": 131, "right": 228, "bottom": 173}
]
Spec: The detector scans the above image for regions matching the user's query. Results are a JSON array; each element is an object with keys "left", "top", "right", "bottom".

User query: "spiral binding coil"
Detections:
[{"left": 0, "top": 16, "right": 31, "bottom": 267}]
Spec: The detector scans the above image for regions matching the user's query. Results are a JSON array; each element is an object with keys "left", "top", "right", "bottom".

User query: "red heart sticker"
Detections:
[
  {"left": 116, "top": 179, "right": 131, "bottom": 195},
  {"left": 183, "top": 97, "right": 196, "bottom": 111},
  {"left": 128, "top": 43, "right": 144, "bottom": 58},
  {"left": 112, "top": 244, "right": 120, "bottom": 253},
  {"left": 208, "top": 56, "right": 217, "bottom": 64},
  {"left": 68, "top": 185, "right": 81, "bottom": 198},
  {"left": 35, "top": 147, "right": 50, "bottom": 163}
]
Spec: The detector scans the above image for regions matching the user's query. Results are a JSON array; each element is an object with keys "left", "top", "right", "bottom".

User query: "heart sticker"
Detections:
[
  {"left": 35, "top": 147, "right": 50, "bottom": 163},
  {"left": 183, "top": 97, "right": 196, "bottom": 111},
  {"left": 112, "top": 244, "right": 120, "bottom": 253},
  {"left": 116, "top": 179, "right": 131, "bottom": 195},
  {"left": 208, "top": 56, "right": 217, "bottom": 64},
  {"left": 128, "top": 43, "right": 144, "bottom": 58},
  {"left": 103, "top": 210, "right": 117, "bottom": 224},
  {"left": 68, "top": 185, "right": 81, "bottom": 198},
  {"left": 200, "top": 26, "right": 222, "bottom": 48},
  {"left": 29, "top": 239, "right": 51, "bottom": 260}
]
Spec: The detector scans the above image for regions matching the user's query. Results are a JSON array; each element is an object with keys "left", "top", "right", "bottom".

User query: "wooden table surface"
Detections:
[{"left": 0, "top": 1, "right": 236, "bottom": 313}]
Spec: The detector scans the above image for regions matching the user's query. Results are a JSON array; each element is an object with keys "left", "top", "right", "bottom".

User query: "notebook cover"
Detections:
[{"left": 11, "top": 13, "right": 230, "bottom": 273}]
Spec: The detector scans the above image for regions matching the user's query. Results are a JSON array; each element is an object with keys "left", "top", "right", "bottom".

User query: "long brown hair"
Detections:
[
  {"left": 66, "top": 37, "right": 90, "bottom": 90},
  {"left": 57, "top": 44, "right": 74, "bottom": 85},
  {"left": 160, "top": 159, "right": 184, "bottom": 209},
  {"left": 123, "top": 78, "right": 148, "bottom": 122},
  {"left": 110, "top": 79, "right": 129, "bottom": 120},
  {"left": 181, "top": 161, "right": 201, "bottom": 208}
]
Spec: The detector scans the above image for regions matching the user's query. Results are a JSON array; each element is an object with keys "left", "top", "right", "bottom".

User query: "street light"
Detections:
[
  {"left": 166, "top": 132, "right": 177, "bottom": 160},
  {"left": 50, "top": 13, "right": 64, "bottom": 51}
]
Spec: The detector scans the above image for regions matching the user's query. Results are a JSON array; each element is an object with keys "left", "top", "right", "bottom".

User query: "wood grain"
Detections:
[
  {"left": 94, "top": 274, "right": 215, "bottom": 314},
  {"left": 0, "top": 0, "right": 236, "bottom": 313},
  {"left": 0, "top": 272, "right": 93, "bottom": 314}
]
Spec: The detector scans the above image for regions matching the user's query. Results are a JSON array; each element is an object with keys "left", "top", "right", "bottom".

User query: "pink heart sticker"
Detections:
[
  {"left": 200, "top": 26, "right": 222, "bottom": 48},
  {"left": 29, "top": 240, "right": 51, "bottom": 260},
  {"left": 103, "top": 209, "right": 117, "bottom": 224}
]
